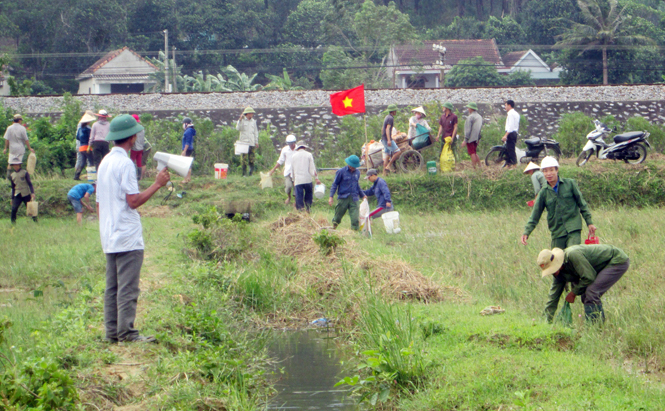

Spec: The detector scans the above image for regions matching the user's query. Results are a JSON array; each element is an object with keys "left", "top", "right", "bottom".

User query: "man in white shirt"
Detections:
[
  {"left": 290, "top": 141, "right": 321, "bottom": 213},
  {"left": 502, "top": 99, "right": 520, "bottom": 167},
  {"left": 269, "top": 134, "right": 297, "bottom": 205},
  {"left": 96, "top": 114, "right": 170, "bottom": 343},
  {"left": 4, "top": 114, "right": 34, "bottom": 178}
]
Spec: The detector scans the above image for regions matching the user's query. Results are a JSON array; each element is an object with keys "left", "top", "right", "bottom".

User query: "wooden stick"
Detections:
[{"left": 363, "top": 114, "right": 369, "bottom": 168}]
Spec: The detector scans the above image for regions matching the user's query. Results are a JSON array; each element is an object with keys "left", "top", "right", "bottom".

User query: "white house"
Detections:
[
  {"left": 76, "top": 47, "right": 158, "bottom": 94},
  {"left": 0, "top": 73, "right": 9, "bottom": 96},
  {"left": 387, "top": 39, "right": 505, "bottom": 89},
  {"left": 498, "top": 49, "right": 562, "bottom": 82}
]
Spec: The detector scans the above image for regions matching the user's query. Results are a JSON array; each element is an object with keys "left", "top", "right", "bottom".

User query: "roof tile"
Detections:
[{"left": 393, "top": 39, "right": 504, "bottom": 68}]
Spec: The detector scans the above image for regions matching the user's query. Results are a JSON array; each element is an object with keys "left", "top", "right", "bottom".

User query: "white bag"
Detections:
[
  {"left": 361, "top": 142, "right": 385, "bottom": 168},
  {"left": 235, "top": 142, "right": 250, "bottom": 155},
  {"left": 259, "top": 172, "right": 273, "bottom": 189},
  {"left": 359, "top": 198, "right": 371, "bottom": 234}
]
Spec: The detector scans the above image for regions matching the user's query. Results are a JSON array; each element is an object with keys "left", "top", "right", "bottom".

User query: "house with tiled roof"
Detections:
[
  {"left": 498, "top": 49, "right": 562, "bottom": 83},
  {"left": 76, "top": 47, "right": 158, "bottom": 94},
  {"left": 387, "top": 39, "right": 505, "bottom": 88}
]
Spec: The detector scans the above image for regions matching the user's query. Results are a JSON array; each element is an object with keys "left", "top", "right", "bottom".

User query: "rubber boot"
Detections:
[
  {"left": 74, "top": 168, "right": 82, "bottom": 181},
  {"left": 248, "top": 165, "right": 254, "bottom": 176},
  {"left": 584, "top": 303, "right": 605, "bottom": 324}
]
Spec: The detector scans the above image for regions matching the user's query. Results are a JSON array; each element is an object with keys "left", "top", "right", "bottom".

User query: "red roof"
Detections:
[
  {"left": 392, "top": 39, "right": 504, "bottom": 68},
  {"left": 501, "top": 51, "right": 527, "bottom": 68},
  {"left": 78, "top": 47, "right": 157, "bottom": 77}
]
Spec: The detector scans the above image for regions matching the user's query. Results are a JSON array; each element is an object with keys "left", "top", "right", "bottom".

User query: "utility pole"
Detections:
[
  {"left": 163, "top": 29, "right": 169, "bottom": 93},
  {"left": 172, "top": 46, "right": 177, "bottom": 93}
]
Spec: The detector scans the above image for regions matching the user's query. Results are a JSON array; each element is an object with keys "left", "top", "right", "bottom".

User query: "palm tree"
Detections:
[{"left": 555, "top": 0, "right": 654, "bottom": 85}]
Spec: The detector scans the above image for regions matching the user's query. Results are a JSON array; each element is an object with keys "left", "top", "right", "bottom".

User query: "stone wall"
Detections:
[{"left": 2, "top": 85, "right": 664, "bottom": 149}]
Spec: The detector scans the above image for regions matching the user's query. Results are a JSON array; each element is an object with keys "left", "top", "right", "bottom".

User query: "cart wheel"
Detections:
[{"left": 399, "top": 150, "right": 424, "bottom": 173}]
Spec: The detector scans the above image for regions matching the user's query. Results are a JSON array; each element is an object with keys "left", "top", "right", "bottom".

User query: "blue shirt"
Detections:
[
  {"left": 553, "top": 179, "right": 559, "bottom": 194},
  {"left": 182, "top": 126, "right": 196, "bottom": 150},
  {"left": 330, "top": 166, "right": 363, "bottom": 201},
  {"left": 68, "top": 183, "right": 95, "bottom": 200},
  {"left": 76, "top": 126, "right": 91, "bottom": 146},
  {"left": 363, "top": 177, "right": 392, "bottom": 208}
]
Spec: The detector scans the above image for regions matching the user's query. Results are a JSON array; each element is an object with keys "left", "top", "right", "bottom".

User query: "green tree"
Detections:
[
  {"left": 555, "top": 0, "right": 655, "bottom": 85},
  {"left": 505, "top": 70, "right": 536, "bottom": 86},
  {"left": 263, "top": 69, "right": 303, "bottom": 91},
  {"left": 444, "top": 56, "right": 504, "bottom": 87},
  {"left": 222, "top": 65, "right": 261, "bottom": 92},
  {"left": 283, "top": 0, "right": 334, "bottom": 48},
  {"left": 484, "top": 16, "right": 526, "bottom": 45}
]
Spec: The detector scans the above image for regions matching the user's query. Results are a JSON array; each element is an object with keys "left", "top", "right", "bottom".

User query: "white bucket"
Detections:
[
  {"left": 235, "top": 142, "right": 250, "bottom": 155},
  {"left": 381, "top": 211, "right": 401, "bottom": 234},
  {"left": 214, "top": 163, "right": 228, "bottom": 179},
  {"left": 86, "top": 166, "right": 97, "bottom": 182},
  {"left": 314, "top": 183, "right": 326, "bottom": 199}
]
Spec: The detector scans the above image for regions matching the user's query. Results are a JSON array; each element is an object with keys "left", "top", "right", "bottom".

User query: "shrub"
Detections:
[
  {"left": 625, "top": 116, "right": 665, "bottom": 153},
  {"left": 313, "top": 229, "right": 345, "bottom": 255},
  {"left": 553, "top": 112, "right": 594, "bottom": 156}
]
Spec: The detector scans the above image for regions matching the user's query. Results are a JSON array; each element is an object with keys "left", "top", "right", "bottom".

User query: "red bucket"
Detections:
[
  {"left": 585, "top": 236, "right": 600, "bottom": 245},
  {"left": 527, "top": 200, "right": 534, "bottom": 207}
]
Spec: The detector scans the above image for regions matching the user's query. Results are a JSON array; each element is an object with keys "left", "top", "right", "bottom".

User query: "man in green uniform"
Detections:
[
  {"left": 538, "top": 244, "right": 629, "bottom": 323},
  {"left": 521, "top": 156, "right": 597, "bottom": 249}
]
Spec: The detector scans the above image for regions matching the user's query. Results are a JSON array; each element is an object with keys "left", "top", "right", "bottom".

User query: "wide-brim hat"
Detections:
[
  {"left": 243, "top": 107, "right": 256, "bottom": 115},
  {"left": 8, "top": 155, "right": 23, "bottom": 165},
  {"left": 13, "top": 114, "right": 23, "bottom": 121},
  {"left": 79, "top": 110, "right": 97, "bottom": 124},
  {"left": 411, "top": 106, "right": 426, "bottom": 117},
  {"left": 523, "top": 162, "right": 540, "bottom": 174},
  {"left": 95, "top": 109, "right": 109, "bottom": 118},
  {"left": 295, "top": 140, "right": 311, "bottom": 150},
  {"left": 442, "top": 102, "right": 454, "bottom": 110},
  {"left": 345, "top": 155, "right": 361, "bottom": 168},
  {"left": 105, "top": 114, "right": 145, "bottom": 141},
  {"left": 386, "top": 104, "right": 398, "bottom": 112},
  {"left": 465, "top": 102, "right": 479, "bottom": 111},
  {"left": 537, "top": 248, "right": 565, "bottom": 278}
]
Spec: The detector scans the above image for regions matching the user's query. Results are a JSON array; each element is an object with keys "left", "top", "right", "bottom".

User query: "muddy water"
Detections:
[{"left": 268, "top": 330, "right": 357, "bottom": 410}]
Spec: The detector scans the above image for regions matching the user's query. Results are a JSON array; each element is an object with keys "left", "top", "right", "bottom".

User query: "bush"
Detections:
[
  {"left": 445, "top": 56, "right": 505, "bottom": 87},
  {"left": 625, "top": 116, "right": 665, "bottom": 153},
  {"left": 553, "top": 112, "right": 594, "bottom": 156}
]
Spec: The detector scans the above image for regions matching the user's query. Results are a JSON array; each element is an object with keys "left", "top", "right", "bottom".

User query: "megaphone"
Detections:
[{"left": 153, "top": 152, "right": 193, "bottom": 178}]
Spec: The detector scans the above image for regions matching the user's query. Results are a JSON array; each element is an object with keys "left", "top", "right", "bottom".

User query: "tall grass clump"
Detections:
[{"left": 338, "top": 295, "right": 427, "bottom": 405}]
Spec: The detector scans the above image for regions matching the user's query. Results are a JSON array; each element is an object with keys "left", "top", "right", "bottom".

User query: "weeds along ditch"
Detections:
[{"left": 3, "top": 158, "right": 665, "bottom": 409}]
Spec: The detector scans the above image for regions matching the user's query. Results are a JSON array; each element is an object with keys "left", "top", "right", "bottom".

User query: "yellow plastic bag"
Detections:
[
  {"left": 259, "top": 172, "right": 273, "bottom": 189},
  {"left": 27, "top": 152, "right": 37, "bottom": 175},
  {"left": 26, "top": 201, "right": 38, "bottom": 217},
  {"left": 439, "top": 136, "right": 455, "bottom": 172}
]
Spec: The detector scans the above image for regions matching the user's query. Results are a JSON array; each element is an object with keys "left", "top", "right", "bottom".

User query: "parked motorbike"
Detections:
[
  {"left": 485, "top": 136, "right": 561, "bottom": 167},
  {"left": 576, "top": 120, "right": 651, "bottom": 166}
]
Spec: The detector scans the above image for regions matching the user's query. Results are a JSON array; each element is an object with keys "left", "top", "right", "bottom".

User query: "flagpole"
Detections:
[{"left": 363, "top": 114, "right": 369, "bottom": 169}]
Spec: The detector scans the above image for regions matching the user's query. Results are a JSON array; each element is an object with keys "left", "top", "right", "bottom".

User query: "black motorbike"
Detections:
[{"left": 485, "top": 136, "right": 562, "bottom": 167}]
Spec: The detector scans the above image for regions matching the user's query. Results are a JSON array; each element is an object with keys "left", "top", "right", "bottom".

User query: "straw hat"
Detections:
[
  {"left": 537, "top": 248, "right": 565, "bottom": 278},
  {"left": 523, "top": 162, "right": 540, "bottom": 174},
  {"left": 96, "top": 109, "right": 109, "bottom": 117},
  {"left": 243, "top": 107, "right": 256, "bottom": 115},
  {"left": 13, "top": 114, "right": 23, "bottom": 121},
  {"left": 295, "top": 140, "right": 311, "bottom": 150},
  {"left": 411, "top": 106, "right": 426, "bottom": 117},
  {"left": 79, "top": 111, "right": 97, "bottom": 124},
  {"left": 8, "top": 155, "right": 23, "bottom": 165}
]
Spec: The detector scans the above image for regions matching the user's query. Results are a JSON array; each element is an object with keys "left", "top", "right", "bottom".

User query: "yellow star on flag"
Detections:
[{"left": 342, "top": 96, "right": 353, "bottom": 108}]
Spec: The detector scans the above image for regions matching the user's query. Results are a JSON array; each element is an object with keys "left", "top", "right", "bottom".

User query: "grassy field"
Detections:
[{"left": 1, "top": 159, "right": 665, "bottom": 410}]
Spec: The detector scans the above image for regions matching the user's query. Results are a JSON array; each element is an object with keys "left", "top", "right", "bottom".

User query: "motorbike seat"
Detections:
[
  {"left": 524, "top": 137, "right": 541, "bottom": 146},
  {"left": 613, "top": 131, "right": 644, "bottom": 143}
]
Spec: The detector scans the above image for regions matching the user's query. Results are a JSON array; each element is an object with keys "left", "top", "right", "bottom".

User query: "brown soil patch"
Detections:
[
  {"left": 269, "top": 213, "right": 454, "bottom": 305},
  {"left": 140, "top": 205, "right": 173, "bottom": 218}
]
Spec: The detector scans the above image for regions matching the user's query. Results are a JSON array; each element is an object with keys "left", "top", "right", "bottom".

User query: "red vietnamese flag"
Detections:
[{"left": 330, "top": 84, "right": 365, "bottom": 116}]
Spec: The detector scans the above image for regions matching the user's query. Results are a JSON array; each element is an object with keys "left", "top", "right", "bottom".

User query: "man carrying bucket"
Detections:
[
  {"left": 329, "top": 155, "right": 364, "bottom": 230},
  {"left": 522, "top": 156, "right": 597, "bottom": 249},
  {"left": 362, "top": 169, "right": 393, "bottom": 220},
  {"left": 236, "top": 107, "right": 259, "bottom": 177},
  {"left": 269, "top": 134, "right": 297, "bottom": 205}
]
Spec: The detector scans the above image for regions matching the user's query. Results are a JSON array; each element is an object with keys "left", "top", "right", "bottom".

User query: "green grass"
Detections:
[{"left": 2, "top": 162, "right": 665, "bottom": 409}]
